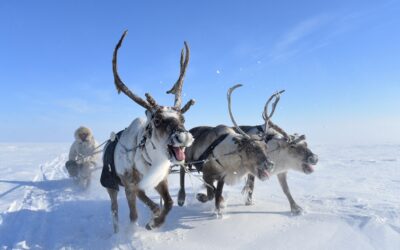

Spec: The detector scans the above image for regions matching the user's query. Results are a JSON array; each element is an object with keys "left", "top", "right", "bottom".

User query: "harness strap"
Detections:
[
  {"left": 212, "top": 151, "right": 226, "bottom": 169},
  {"left": 100, "top": 130, "right": 124, "bottom": 190},
  {"left": 193, "top": 133, "right": 230, "bottom": 172},
  {"left": 239, "top": 125, "right": 276, "bottom": 143}
]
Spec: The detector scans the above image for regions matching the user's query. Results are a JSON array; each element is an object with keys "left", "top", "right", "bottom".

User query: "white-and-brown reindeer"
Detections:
[
  {"left": 104, "top": 31, "right": 195, "bottom": 232},
  {"left": 178, "top": 84, "right": 275, "bottom": 215},
  {"left": 178, "top": 87, "right": 318, "bottom": 215},
  {"left": 239, "top": 94, "right": 318, "bottom": 214}
]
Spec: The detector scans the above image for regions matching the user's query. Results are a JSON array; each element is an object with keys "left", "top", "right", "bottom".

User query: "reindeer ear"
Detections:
[{"left": 145, "top": 110, "right": 153, "bottom": 120}]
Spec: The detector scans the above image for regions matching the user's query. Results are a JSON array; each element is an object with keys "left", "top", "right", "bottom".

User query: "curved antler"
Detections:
[
  {"left": 167, "top": 41, "right": 194, "bottom": 112},
  {"left": 227, "top": 84, "right": 251, "bottom": 139},
  {"left": 112, "top": 30, "right": 155, "bottom": 111},
  {"left": 262, "top": 90, "right": 291, "bottom": 139}
]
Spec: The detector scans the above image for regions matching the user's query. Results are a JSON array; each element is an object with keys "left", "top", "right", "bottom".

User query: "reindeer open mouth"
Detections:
[
  {"left": 168, "top": 129, "right": 193, "bottom": 162},
  {"left": 168, "top": 145, "right": 186, "bottom": 162},
  {"left": 302, "top": 154, "right": 318, "bottom": 174},
  {"left": 302, "top": 163, "right": 315, "bottom": 174},
  {"left": 257, "top": 168, "right": 271, "bottom": 180}
]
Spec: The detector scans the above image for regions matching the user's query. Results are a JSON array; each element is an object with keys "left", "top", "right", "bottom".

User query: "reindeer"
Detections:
[
  {"left": 103, "top": 31, "right": 195, "bottom": 232},
  {"left": 177, "top": 84, "right": 275, "bottom": 215},
  {"left": 178, "top": 88, "right": 318, "bottom": 215},
  {"left": 239, "top": 94, "right": 318, "bottom": 214}
]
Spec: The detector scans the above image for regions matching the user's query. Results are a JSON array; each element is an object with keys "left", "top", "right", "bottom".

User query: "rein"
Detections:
[{"left": 75, "top": 139, "right": 108, "bottom": 162}]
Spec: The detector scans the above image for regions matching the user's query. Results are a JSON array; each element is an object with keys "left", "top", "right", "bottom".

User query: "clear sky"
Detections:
[{"left": 1, "top": 0, "right": 399, "bottom": 145}]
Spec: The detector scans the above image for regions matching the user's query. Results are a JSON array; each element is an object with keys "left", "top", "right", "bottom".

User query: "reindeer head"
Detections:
[
  {"left": 267, "top": 133, "right": 318, "bottom": 174},
  {"left": 228, "top": 84, "right": 274, "bottom": 181},
  {"left": 112, "top": 31, "right": 195, "bottom": 163},
  {"left": 261, "top": 93, "right": 318, "bottom": 175}
]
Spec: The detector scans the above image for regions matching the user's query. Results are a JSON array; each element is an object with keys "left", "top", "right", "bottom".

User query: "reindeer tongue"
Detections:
[{"left": 173, "top": 147, "right": 185, "bottom": 161}]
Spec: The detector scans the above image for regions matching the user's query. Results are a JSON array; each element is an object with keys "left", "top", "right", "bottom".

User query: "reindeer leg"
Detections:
[
  {"left": 145, "top": 179, "right": 173, "bottom": 230},
  {"left": 107, "top": 188, "right": 119, "bottom": 233},
  {"left": 277, "top": 172, "right": 303, "bottom": 215},
  {"left": 243, "top": 174, "right": 255, "bottom": 206},
  {"left": 177, "top": 165, "right": 186, "bottom": 206},
  {"left": 137, "top": 190, "right": 161, "bottom": 216},
  {"left": 215, "top": 179, "right": 225, "bottom": 215},
  {"left": 124, "top": 186, "right": 138, "bottom": 223},
  {"left": 196, "top": 174, "right": 215, "bottom": 203}
]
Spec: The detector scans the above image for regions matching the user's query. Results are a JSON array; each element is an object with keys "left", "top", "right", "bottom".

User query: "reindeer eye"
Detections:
[{"left": 153, "top": 118, "right": 161, "bottom": 127}]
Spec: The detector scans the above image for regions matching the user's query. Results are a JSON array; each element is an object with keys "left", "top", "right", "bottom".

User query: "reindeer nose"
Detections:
[
  {"left": 175, "top": 133, "right": 185, "bottom": 143},
  {"left": 308, "top": 154, "right": 318, "bottom": 165},
  {"left": 173, "top": 129, "right": 194, "bottom": 146}
]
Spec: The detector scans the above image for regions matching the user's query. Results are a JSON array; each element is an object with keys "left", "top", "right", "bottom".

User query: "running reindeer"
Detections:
[
  {"left": 239, "top": 94, "right": 318, "bottom": 214},
  {"left": 102, "top": 31, "right": 195, "bottom": 232},
  {"left": 178, "top": 85, "right": 318, "bottom": 215},
  {"left": 178, "top": 84, "right": 275, "bottom": 215}
]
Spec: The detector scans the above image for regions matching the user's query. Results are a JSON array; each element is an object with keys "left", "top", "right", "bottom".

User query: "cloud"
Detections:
[
  {"left": 276, "top": 15, "right": 330, "bottom": 51},
  {"left": 268, "top": 4, "right": 391, "bottom": 63},
  {"left": 271, "top": 14, "right": 333, "bottom": 62}
]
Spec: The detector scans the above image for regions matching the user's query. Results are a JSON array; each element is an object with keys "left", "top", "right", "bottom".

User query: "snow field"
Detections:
[{"left": 0, "top": 143, "right": 399, "bottom": 249}]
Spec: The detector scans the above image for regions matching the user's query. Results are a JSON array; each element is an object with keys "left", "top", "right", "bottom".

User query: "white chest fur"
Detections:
[{"left": 114, "top": 117, "right": 171, "bottom": 190}]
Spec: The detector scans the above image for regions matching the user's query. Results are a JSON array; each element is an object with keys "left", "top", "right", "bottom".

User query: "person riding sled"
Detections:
[{"left": 65, "top": 126, "right": 100, "bottom": 188}]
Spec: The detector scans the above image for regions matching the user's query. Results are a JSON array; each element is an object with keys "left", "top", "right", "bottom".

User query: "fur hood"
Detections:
[{"left": 74, "top": 126, "right": 94, "bottom": 142}]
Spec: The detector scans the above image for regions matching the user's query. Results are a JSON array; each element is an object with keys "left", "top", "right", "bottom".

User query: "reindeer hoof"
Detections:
[
  {"left": 146, "top": 219, "right": 158, "bottom": 230},
  {"left": 178, "top": 199, "right": 185, "bottom": 206},
  {"left": 146, "top": 217, "right": 165, "bottom": 230},
  {"left": 291, "top": 205, "right": 304, "bottom": 215},
  {"left": 178, "top": 189, "right": 186, "bottom": 206},
  {"left": 196, "top": 193, "right": 209, "bottom": 203},
  {"left": 214, "top": 209, "right": 224, "bottom": 218},
  {"left": 145, "top": 223, "right": 154, "bottom": 230},
  {"left": 146, "top": 216, "right": 163, "bottom": 230},
  {"left": 245, "top": 198, "right": 253, "bottom": 206}
]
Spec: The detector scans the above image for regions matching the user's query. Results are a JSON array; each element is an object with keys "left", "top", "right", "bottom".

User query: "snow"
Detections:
[{"left": 0, "top": 143, "right": 399, "bottom": 249}]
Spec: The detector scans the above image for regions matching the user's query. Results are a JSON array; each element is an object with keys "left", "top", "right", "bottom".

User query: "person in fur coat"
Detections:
[{"left": 65, "top": 126, "right": 100, "bottom": 187}]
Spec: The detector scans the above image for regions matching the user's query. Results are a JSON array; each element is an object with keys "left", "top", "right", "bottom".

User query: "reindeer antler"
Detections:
[
  {"left": 167, "top": 41, "right": 195, "bottom": 113},
  {"left": 227, "top": 84, "right": 251, "bottom": 139},
  {"left": 112, "top": 30, "right": 157, "bottom": 111},
  {"left": 262, "top": 90, "right": 291, "bottom": 139}
]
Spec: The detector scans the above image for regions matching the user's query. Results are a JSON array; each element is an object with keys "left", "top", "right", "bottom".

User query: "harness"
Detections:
[
  {"left": 192, "top": 133, "right": 229, "bottom": 172},
  {"left": 241, "top": 125, "right": 277, "bottom": 143},
  {"left": 100, "top": 125, "right": 155, "bottom": 190},
  {"left": 100, "top": 130, "right": 124, "bottom": 190}
]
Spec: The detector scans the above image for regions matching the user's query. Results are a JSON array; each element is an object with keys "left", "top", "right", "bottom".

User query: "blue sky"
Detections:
[{"left": 1, "top": 0, "right": 399, "bottom": 144}]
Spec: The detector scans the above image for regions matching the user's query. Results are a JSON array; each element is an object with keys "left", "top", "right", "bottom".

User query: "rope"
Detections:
[
  {"left": 179, "top": 164, "right": 215, "bottom": 190},
  {"left": 75, "top": 139, "right": 109, "bottom": 163},
  {"left": 169, "top": 150, "right": 238, "bottom": 191}
]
